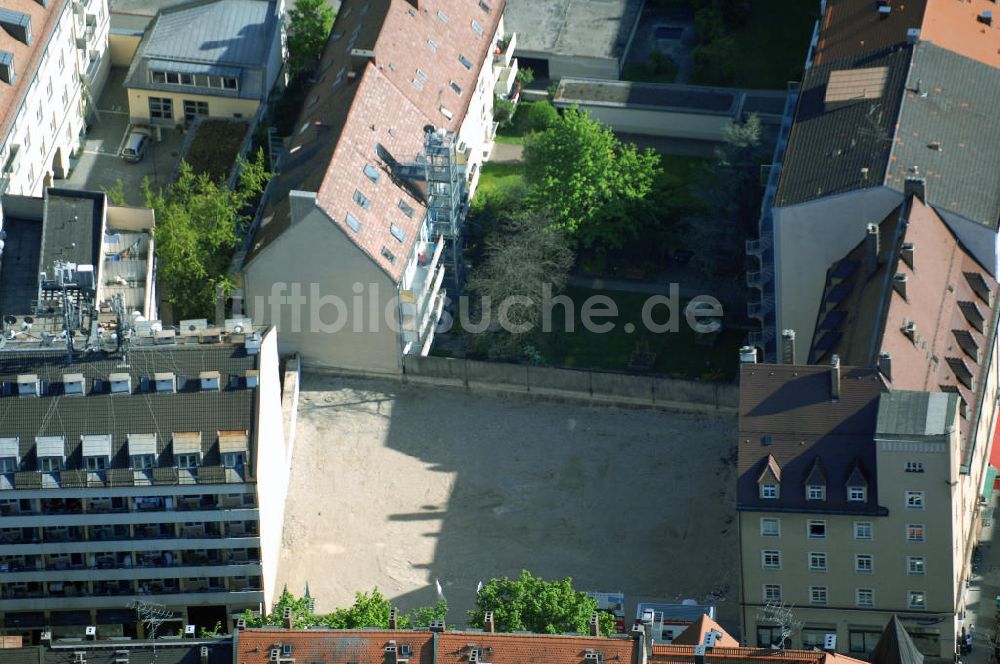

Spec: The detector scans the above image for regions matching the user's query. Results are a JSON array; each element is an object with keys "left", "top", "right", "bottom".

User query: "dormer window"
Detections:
[
  {"left": 173, "top": 432, "right": 201, "bottom": 468},
  {"left": 36, "top": 436, "right": 65, "bottom": 472},
  {"left": 109, "top": 372, "right": 131, "bottom": 394},
  {"left": 0, "top": 437, "right": 18, "bottom": 473},
  {"left": 154, "top": 372, "right": 177, "bottom": 393},
  {"left": 219, "top": 431, "right": 248, "bottom": 470},
  {"left": 17, "top": 374, "right": 40, "bottom": 397},
  {"left": 245, "top": 371, "right": 259, "bottom": 388},
  {"left": 758, "top": 454, "right": 781, "bottom": 500},
  {"left": 132, "top": 454, "right": 155, "bottom": 470},
  {"left": 849, "top": 486, "right": 867, "bottom": 502},
  {"left": 62, "top": 373, "right": 85, "bottom": 395},
  {"left": 176, "top": 453, "right": 200, "bottom": 469},
  {"left": 807, "top": 485, "right": 826, "bottom": 501},
  {"left": 81, "top": 435, "right": 111, "bottom": 472},
  {"left": 846, "top": 462, "right": 868, "bottom": 503},
  {"left": 199, "top": 371, "right": 220, "bottom": 391},
  {"left": 761, "top": 484, "right": 779, "bottom": 499}
]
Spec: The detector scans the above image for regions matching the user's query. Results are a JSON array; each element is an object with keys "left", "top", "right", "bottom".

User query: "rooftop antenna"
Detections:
[
  {"left": 128, "top": 599, "right": 176, "bottom": 655},
  {"left": 755, "top": 601, "right": 803, "bottom": 650},
  {"left": 111, "top": 293, "right": 132, "bottom": 365}
]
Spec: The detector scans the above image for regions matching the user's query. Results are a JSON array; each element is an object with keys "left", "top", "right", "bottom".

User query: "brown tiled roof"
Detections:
[
  {"left": 670, "top": 614, "right": 739, "bottom": 647},
  {"left": 237, "top": 629, "right": 435, "bottom": 664},
  {"left": 0, "top": 0, "right": 66, "bottom": 148},
  {"left": 437, "top": 632, "right": 636, "bottom": 664},
  {"left": 812, "top": 0, "right": 927, "bottom": 66},
  {"left": 810, "top": 195, "right": 998, "bottom": 455},
  {"left": 738, "top": 363, "right": 886, "bottom": 512},
  {"left": 244, "top": 0, "right": 505, "bottom": 279},
  {"left": 650, "top": 645, "right": 866, "bottom": 664}
]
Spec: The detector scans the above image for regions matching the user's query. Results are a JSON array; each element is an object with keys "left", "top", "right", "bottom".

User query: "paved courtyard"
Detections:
[
  {"left": 64, "top": 68, "right": 184, "bottom": 205},
  {"left": 276, "top": 374, "right": 740, "bottom": 632}
]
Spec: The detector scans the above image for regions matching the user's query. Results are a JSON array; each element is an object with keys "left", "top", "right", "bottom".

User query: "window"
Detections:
[
  {"left": 85, "top": 457, "right": 107, "bottom": 471},
  {"left": 223, "top": 77, "right": 238, "bottom": 90},
  {"left": 849, "top": 486, "right": 867, "bottom": 502},
  {"left": 183, "top": 100, "right": 209, "bottom": 121},
  {"left": 363, "top": 163, "right": 380, "bottom": 183},
  {"left": 149, "top": 97, "right": 173, "bottom": 120},
  {"left": 856, "top": 588, "right": 874, "bottom": 608},
  {"left": 354, "top": 190, "right": 371, "bottom": 210},
  {"left": 760, "top": 518, "right": 780, "bottom": 537},
  {"left": 849, "top": 629, "right": 882, "bottom": 654},
  {"left": 35, "top": 106, "right": 42, "bottom": 123},
  {"left": 381, "top": 247, "right": 397, "bottom": 265},
  {"left": 906, "top": 491, "right": 925, "bottom": 509},
  {"left": 855, "top": 521, "right": 872, "bottom": 540},
  {"left": 165, "top": 72, "right": 180, "bottom": 84},
  {"left": 907, "top": 591, "right": 926, "bottom": 609},
  {"left": 427, "top": 39, "right": 438, "bottom": 52},
  {"left": 906, "top": 461, "right": 924, "bottom": 473},
  {"left": 906, "top": 524, "right": 925, "bottom": 542},
  {"left": 479, "top": 0, "right": 491, "bottom": 12},
  {"left": 389, "top": 224, "right": 405, "bottom": 243},
  {"left": 855, "top": 554, "right": 873, "bottom": 573},
  {"left": 412, "top": 77, "right": 424, "bottom": 91},
  {"left": 809, "top": 586, "right": 828, "bottom": 605},
  {"left": 176, "top": 454, "right": 199, "bottom": 469},
  {"left": 809, "top": 552, "right": 827, "bottom": 571},
  {"left": 762, "top": 585, "right": 782, "bottom": 603},
  {"left": 440, "top": 105, "right": 453, "bottom": 120},
  {"left": 416, "top": 68, "right": 427, "bottom": 82},
  {"left": 471, "top": 19, "right": 484, "bottom": 35},
  {"left": 345, "top": 212, "right": 361, "bottom": 233},
  {"left": 908, "top": 556, "right": 926, "bottom": 575},
  {"left": 437, "top": 9, "right": 448, "bottom": 22},
  {"left": 762, "top": 550, "right": 781, "bottom": 569},
  {"left": 458, "top": 54, "right": 473, "bottom": 70},
  {"left": 0, "top": 457, "right": 16, "bottom": 473},
  {"left": 132, "top": 454, "right": 155, "bottom": 470},
  {"left": 180, "top": 73, "right": 194, "bottom": 86},
  {"left": 398, "top": 200, "right": 414, "bottom": 218},
  {"left": 808, "top": 520, "right": 827, "bottom": 538},
  {"left": 807, "top": 485, "right": 826, "bottom": 501},
  {"left": 761, "top": 484, "right": 778, "bottom": 499},
  {"left": 38, "top": 457, "right": 61, "bottom": 472},
  {"left": 450, "top": 80, "right": 462, "bottom": 95},
  {"left": 222, "top": 452, "right": 246, "bottom": 469}
]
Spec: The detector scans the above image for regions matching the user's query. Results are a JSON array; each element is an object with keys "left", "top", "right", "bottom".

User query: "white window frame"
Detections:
[
  {"left": 906, "top": 524, "right": 925, "bottom": 542},
  {"left": 905, "top": 461, "right": 924, "bottom": 473},
  {"left": 761, "top": 484, "right": 778, "bottom": 499},
  {"left": 907, "top": 556, "right": 926, "bottom": 575},
  {"left": 85, "top": 456, "right": 107, "bottom": 471},
  {"left": 38, "top": 457, "right": 61, "bottom": 472},
  {"left": 856, "top": 588, "right": 874, "bottom": 608},
  {"left": 760, "top": 518, "right": 780, "bottom": 537},
  {"left": 907, "top": 591, "right": 926, "bottom": 609},
  {"left": 807, "top": 519, "right": 827, "bottom": 539},
  {"left": 762, "top": 550, "right": 781, "bottom": 569},
  {"left": 905, "top": 491, "right": 925, "bottom": 510},
  {"left": 848, "top": 486, "right": 866, "bottom": 502},
  {"left": 854, "top": 521, "right": 873, "bottom": 540},
  {"left": 176, "top": 453, "right": 200, "bottom": 469},
  {"left": 809, "top": 586, "right": 828, "bottom": 605},
  {"left": 809, "top": 552, "right": 827, "bottom": 572},
  {"left": 855, "top": 554, "right": 873, "bottom": 574},
  {"left": 807, "top": 485, "right": 826, "bottom": 501},
  {"left": 0, "top": 457, "right": 16, "bottom": 473},
  {"left": 763, "top": 584, "right": 781, "bottom": 603}
]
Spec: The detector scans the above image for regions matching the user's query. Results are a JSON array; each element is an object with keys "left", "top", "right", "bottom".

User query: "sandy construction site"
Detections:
[{"left": 276, "top": 373, "right": 739, "bottom": 629}]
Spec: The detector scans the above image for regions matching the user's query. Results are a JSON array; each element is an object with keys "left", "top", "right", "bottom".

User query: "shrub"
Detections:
[
  {"left": 494, "top": 97, "right": 516, "bottom": 127},
  {"left": 525, "top": 101, "right": 559, "bottom": 133}
]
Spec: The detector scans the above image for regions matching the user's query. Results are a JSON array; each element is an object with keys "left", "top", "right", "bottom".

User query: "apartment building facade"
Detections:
[
  {"left": 240, "top": 0, "right": 512, "bottom": 372},
  {"left": 738, "top": 362, "right": 989, "bottom": 659},
  {"left": 0, "top": 323, "right": 292, "bottom": 640},
  {"left": 0, "top": 0, "right": 110, "bottom": 199}
]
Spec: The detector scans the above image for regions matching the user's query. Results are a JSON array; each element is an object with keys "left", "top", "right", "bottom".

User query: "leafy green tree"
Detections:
[
  {"left": 468, "top": 570, "right": 616, "bottom": 637},
  {"left": 515, "top": 67, "right": 534, "bottom": 87},
  {"left": 239, "top": 589, "right": 447, "bottom": 630},
  {"left": 145, "top": 150, "right": 268, "bottom": 320},
  {"left": 286, "top": 0, "right": 335, "bottom": 76},
  {"left": 493, "top": 97, "right": 516, "bottom": 128},
  {"left": 240, "top": 589, "right": 316, "bottom": 628},
  {"left": 525, "top": 101, "right": 559, "bottom": 133},
  {"left": 523, "top": 107, "right": 660, "bottom": 248},
  {"left": 102, "top": 178, "right": 127, "bottom": 206}
]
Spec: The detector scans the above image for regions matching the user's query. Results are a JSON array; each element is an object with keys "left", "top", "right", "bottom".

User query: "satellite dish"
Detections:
[
  {"left": 3, "top": 315, "right": 15, "bottom": 325},
  {"left": 23, "top": 316, "right": 33, "bottom": 324},
  {"left": 233, "top": 324, "right": 244, "bottom": 334}
]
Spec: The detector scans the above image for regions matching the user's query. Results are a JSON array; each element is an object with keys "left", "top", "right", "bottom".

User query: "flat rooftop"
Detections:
[
  {"left": 0, "top": 216, "right": 41, "bottom": 319},
  {"left": 39, "top": 189, "right": 104, "bottom": 275},
  {"left": 504, "top": 0, "right": 642, "bottom": 61}
]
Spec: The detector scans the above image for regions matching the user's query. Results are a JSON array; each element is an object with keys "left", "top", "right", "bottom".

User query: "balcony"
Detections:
[
  {"left": 133, "top": 496, "right": 166, "bottom": 512},
  {"left": 494, "top": 58, "right": 518, "bottom": 100},
  {"left": 494, "top": 32, "right": 516, "bottom": 68},
  {"left": 746, "top": 236, "right": 770, "bottom": 258},
  {"left": 401, "top": 238, "right": 445, "bottom": 346},
  {"left": 746, "top": 270, "right": 765, "bottom": 289},
  {"left": 42, "top": 527, "right": 84, "bottom": 543},
  {"left": 95, "top": 581, "right": 136, "bottom": 596},
  {"left": 135, "top": 524, "right": 177, "bottom": 539},
  {"left": 177, "top": 496, "right": 218, "bottom": 511},
  {"left": 89, "top": 525, "right": 131, "bottom": 541}
]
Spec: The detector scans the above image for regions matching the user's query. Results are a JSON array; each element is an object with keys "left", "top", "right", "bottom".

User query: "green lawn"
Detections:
[
  {"left": 473, "top": 161, "right": 525, "bottom": 204},
  {"left": 537, "top": 286, "right": 740, "bottom": 380},
  {"left": 494, "top": 100, "right": 544, "bottom": 145}
]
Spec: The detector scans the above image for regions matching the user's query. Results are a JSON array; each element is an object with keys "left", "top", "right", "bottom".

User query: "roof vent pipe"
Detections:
[
  {"left": 893, "top": 273, "right": 909, "bottom": 301},
  {"left": 739, "top": 346, "right": 758, "bottom": 364},
  {"left": 865, "top": 223, "right": 879, "bottom": 276},
  {"left": 781, "top": 329, "right": 796, "bottom": 365},
  {"left": 831, "top": 354, "right": 841, "bottom": 402},
  {"left": 900, "top": 243, "right": 915, "bottom": 271},
  {"left": 878, "top": 351, "right": 892, "bottom": 382}
]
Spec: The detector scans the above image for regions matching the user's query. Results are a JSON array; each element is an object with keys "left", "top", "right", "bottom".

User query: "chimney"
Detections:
[
  {"left": 215, "top": 285, "right": 226, "bottom": 328},
  {"left": 739, "top": 346, "right": 758, "bottom": 364},
  {"left": 906, "top": 28, "right": 921, "bottom": 44},
  {"left": 632, "top": 624, "right": 649, "bottom": 664},
  {"left": 483, "top": 611, "right": 495, "bottom": 633},
  {"left": 0, "top": 51, "right": 14, "bottom": 85},
  {"left": 830, "top": 354, "right": 841, "bottom": 401},
  {"left": 349, "top": 48, "right": 376, "bottom": 76},
  {"left": 695, "top": 645, "right": 707, "bottom": 664},
  {"left": 589, "top": 613, "right": 600, "bottom": 637},
  {"left": 283, "top": 607, "right": 293, "bottom": 630},
  {"left": 389, "top": 607, "right": 398, "bottom": 630},
  {"left": 200, "top": 646, "right": 210, "bottom": 664},
  {"left": 780, "top": 329, "right": 796, "bottom": 364},
  {"left": 428, "top": 619, "right": 446, "bottom": 633},
  {"left": 865, "top": 223, "right": 879, "bottom": 276},
  {"left": 878, "top": 351, "right": 892, "bottom": 382},
  {"left": 893, "top": 273, "right": 909, "bottom": 301},
  {"left": 900, "top": 243, "right": 914, "bottom": 271},
  {"left": 904, "top": 177, "right": 926, "bottom": 202},
  {"left": 236, "top": 618, "right": 246, "bottom": 631},
  {"left": 902, "top": 320, "right": 917, "bottom": 342}
]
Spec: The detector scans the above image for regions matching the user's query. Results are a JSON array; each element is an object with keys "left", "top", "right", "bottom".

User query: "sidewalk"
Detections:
[{"left": 960, "top": 491, "right": 999, "bottom": 664}]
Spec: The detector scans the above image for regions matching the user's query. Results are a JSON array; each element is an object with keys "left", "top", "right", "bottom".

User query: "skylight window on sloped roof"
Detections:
[
  {"left": 361, "top": 2, "right": 369, "bottom": 15},
  {"left": 346, "top": 212, "right": 361, "bottom": 233},
  {"left": 437, "top": 10, "right": 449, "bottom": 23},
  {"left": 342, "top": 5, "right": 352, "bottom": 17},
  {"left": 398, "top": 200, "right": 414, "bottom": 218},
  {"left": 354, "top": 190, "right": 371, "bottom": 209},
  {"left": 428, "top": 39, "right": 438, "bottom": 52},
  {"left": 416, "top": 68, "right": 428, "bottom": 81},
  {"left": 471, "top": 19, "right": 484, "bottom": 36},
  {"left": 352, "top": 24, "right": 362, "bottom": 39},
  {"left": 390, "top": 224, "right": 406, "bottom": 243},
  {"left": 330, "top": 31, "right": 343, "bottom": 42},
  {"left": 363, "top": 164, "right": 380, "bottom": 183},
  {"left": 440, "top": 106, "right": 453, "bottom": 120},
  {"left": 382, "top": 247, "right": 397, "bottom": 264},
  {"left": 307, "top": 95, "right": 319, "bottom": 108},
  {"left": 412, "top": 78, "right": 424, "bottom": 91},
  {"left": 479, "top": 0, "right": 491, "bottom": 13},
  {"left": 299, "top": 122, "right": 310, "bottom": 135},
  {"left": 459, "top": 54, "right": 473, "bottom": 70},
  {"left": 450, "top": 81, "right": 462, "bottom": 95}
]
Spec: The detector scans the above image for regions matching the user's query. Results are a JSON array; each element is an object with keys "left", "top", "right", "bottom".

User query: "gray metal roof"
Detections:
[
  {"left": 876, "top": 390, "right": 958, "bottom": 438},
  {"left": 45, "top": 639, "right": 233, "bottom": 664},
  {"left": 886, "top": 44, "right": 1000, "bottom": 229},
  {"left": 0, "top": 344, "right": 257, "bottom": 484}
]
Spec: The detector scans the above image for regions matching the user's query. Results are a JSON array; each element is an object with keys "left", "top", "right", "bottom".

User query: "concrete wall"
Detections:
[
  {"left": 539, "top": 52, "right": 620, "bottom": 80},
  {"left": 243, "top": 194, "right": 405, "bottom": 375},
  {"left": 109, "top": 32, "right": 142, "bottom": 67},
  {"left": 563, "top": 104, "right": 734, "bottom": 141},
  {"left": 773, "top": 187, "right": 904, "bottom": 361},
  {"left": 401, "top": 355, "right": 738, "bottom": 413},
  {"left": 127, "top": 88, "right": 261, "bottom": 126},
  {"left": 107, "top": 204, "right": 154, "bottom": 231},
  {"left": 251, "top": 327, "right": 293, "bottom": 613}
]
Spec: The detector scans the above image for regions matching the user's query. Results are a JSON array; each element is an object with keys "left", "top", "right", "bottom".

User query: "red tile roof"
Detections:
[
  {"left": 236, "top": 629, "right": 435, "bottom": 664},
  {"left": 436, "top": 632, "right": 637, "bottom": 664},
  {"left": 670, "top": 615, "right": 739, "bottom": 648},
  {"left": 651, "top": 645, "right": 865, "bottom": 664}
]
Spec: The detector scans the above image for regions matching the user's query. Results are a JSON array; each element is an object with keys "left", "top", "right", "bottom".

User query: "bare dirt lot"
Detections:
[{"left": 276, "top": 374, "right": 739, "bottom": 631}]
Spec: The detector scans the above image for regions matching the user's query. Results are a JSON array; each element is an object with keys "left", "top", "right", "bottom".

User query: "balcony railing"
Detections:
[{"left": 494, "top": 32, "right": 516, "bottom": 68}]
